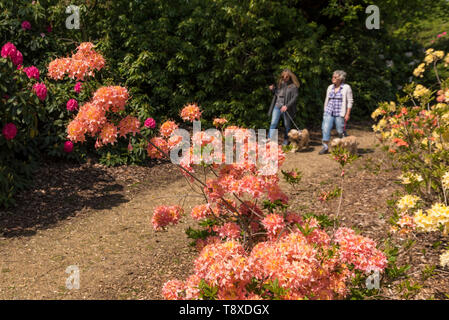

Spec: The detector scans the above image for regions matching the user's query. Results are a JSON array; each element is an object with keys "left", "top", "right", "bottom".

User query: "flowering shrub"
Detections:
[
  {"left": 145, "top": 105, "right": 387, "bottom": 300},
  {"left": 373, "top": 47, "right": 449, "bottom": 266},
  {"left": 0, "top": 42, "right": 47, "bottom": 207}
]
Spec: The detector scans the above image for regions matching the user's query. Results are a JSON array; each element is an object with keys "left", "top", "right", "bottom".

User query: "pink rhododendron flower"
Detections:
[
  {"left": 144, "top": 117, "right": 156, "bottom": 129},
  {"left": 23, "top": 66, "right": 40, "bottom": 80},
  {"left": 32, "top": 83, "right": 47, "bottom": 101},
  {"left": 46, "top": 25, "right": 52, "bottom": 33},
  {"left": 1, "top": 42, "right": 23, "bottom": 66},
  {"left": 74, "top": 82, "right": 82, "bottom": 93},
  {"left": 66, "top": 99, "right": 78, "bottom": 112},
  {"left": 21, "top": 21, "right": 31, "bottom": 30},
  {"left": 63, "top": 141, "right": 74, "bottom": 153},
  {"left": 1, "top": 42, "right": 17, "bottom": 59},
  {"left": 2, "top": 123, "right": 17, "bottom": 140}
]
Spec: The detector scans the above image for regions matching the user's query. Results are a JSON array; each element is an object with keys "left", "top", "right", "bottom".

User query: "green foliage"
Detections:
[
  {"left": 198, "top": 279, "right": 218, "bottom": 300},
  {"left": 302, "top": 212, "right": 336, "bottom": 229}
]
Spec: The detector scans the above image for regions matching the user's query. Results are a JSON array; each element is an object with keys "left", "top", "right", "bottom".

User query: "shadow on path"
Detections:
[{"left": 0, "top": 162, "right": 128, "bottom": 238}]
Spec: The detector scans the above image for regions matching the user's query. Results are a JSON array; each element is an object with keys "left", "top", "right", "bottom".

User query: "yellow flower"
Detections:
[
  {"left": 413, "top": 63, "right": 426, "bottom": 77},
  {"left": 444, "top": 53, "right": 449, "bottom": 67},
  {"left": 434, "top": 51, "right": 445, "bottom": 59},
  {"left": 398, "top": 173, "right": 423, "bottom": 185},
  {"left": 435, "top": 103, "right": 447, "bottom": 110},
  {"left": 397, "top": 195, "right": 421, "bottom": 211},
  {"left": 387, "top": 101, "right": 397, "bottom": 112},
  {"left": 371, "top": 107, "right": 383, "bottom": 120},
  {"left": 413, "top": 84, "right": 430, "bottom": 98}
]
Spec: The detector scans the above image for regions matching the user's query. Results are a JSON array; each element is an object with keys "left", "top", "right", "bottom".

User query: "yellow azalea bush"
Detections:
[{"left": 373, "top": 48, "right": 449, "bottom": 267}]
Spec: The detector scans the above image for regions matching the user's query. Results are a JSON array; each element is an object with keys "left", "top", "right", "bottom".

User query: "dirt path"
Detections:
[{"left": 1, "top": 125, "right": 447, "bottom": 299}]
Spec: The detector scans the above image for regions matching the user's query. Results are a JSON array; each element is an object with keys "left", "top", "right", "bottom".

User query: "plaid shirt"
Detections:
[{"left": 325, "top": 85, "right": 343, "bottom": 117}]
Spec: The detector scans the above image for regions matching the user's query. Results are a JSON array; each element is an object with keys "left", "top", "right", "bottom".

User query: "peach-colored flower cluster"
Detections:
[
  {"left": 67, "top": 86, "right": 134, "bottom": 146},
  {"left": 335, "top": 227, "right": 387, "bottom": 273},
  {"left": 159, "top": 120, "right": 179, "bottom": 138},
  {"left": 180, "top": 103, "right": 202, "bottom": 122},
  {"left": 147, "top": 104, "right": 387, "bottom": 300},
  {"left": 146, "top": 137, "right": 170, "bottom": 159},
  {"left": 91, "top": 86, "right": 129, "bottom": 113},
  {"left": 213, "top": 118, "right": 228, "bottom": 128},
  {"left": 163, "top": 226, "right": 387, "bottom": 300},
  {"left": 47, "top": 42, "right": 105, "bottom": 80},
  {"left": 261, "top": 213, "right": 285, "bottom": 240},
  {"left": 214, "top": 222, "right": 241, "bottom": 240},
  {"left": 119, "top": 115, "right": 141, "bottom": 137},
  {"left": 151, "top": 205, "right": 184, "bottom": 231}
]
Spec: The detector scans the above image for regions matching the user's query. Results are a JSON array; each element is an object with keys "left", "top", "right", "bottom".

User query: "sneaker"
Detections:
[
  {"left": 318, "top": 147, "right": 329, "bottom": 155},
  {"left": 342, "top": 131, "right": 348, "bottom": 137}
]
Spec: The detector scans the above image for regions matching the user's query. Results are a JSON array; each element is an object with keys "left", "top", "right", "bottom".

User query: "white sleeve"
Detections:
[{"left": 346, "top": 85, "right": 353, "bottom": 109}]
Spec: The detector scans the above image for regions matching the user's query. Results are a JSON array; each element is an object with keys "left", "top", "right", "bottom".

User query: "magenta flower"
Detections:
[
  {"left": 144, "top": 117, "right": 156, "bottom": 129},
  {"left": 46, "top": 25, "right": 52, "bottom": 33},
  {"left": 11, "top": 50, "right": 23, "bottom": 66},
  {"left": 64, "top": 141, "right": 74, "bottom": 153},
  {"left": 21, "top": 21, "right": 31, "bottom": 30},
  {"left": 66, "top": 99, "right": 78, "bottom": 112},
  {"left": 443, "top": 32, "right": 447, "bottom": 36},
  {"left": 1, "top": 42, "right": 22, "bottom": 66},
  {"left": 2, "top": 123, "right": 17, "bottom": 140},
  {"left": 1, "top": 42, "right": 17, "bottom": 58},
  {"left": 23, "top": 66, "right": 40, "bottom": 80},
  {"left": 32, "top": 83, "right": 47, "bottom": 101},
  {"left": 74, "top": 82, "right": 82, "bottom": 94}
]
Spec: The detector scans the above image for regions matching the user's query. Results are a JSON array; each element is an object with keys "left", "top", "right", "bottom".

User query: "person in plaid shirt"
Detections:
[{"left": 319, "top": 70, "right": 353, "bottom": 155}]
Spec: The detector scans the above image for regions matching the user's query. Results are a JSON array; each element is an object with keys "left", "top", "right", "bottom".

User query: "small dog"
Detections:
[
  {"left": 288, "top": 129, "right": 310, "bottom": 152},
  {"left": 330, "top": 135, "right": 358, "bottom": 154}
]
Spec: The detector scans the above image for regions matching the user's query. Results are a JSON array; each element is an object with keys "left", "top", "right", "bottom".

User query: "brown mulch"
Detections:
[{"left": 0, "top": 124, "right": 448, "bottom": 299}]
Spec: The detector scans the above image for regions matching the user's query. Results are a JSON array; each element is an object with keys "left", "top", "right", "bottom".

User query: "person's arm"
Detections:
[
  {"left": 324, "top": 86, "right": 331, "bottom": 111},
  {"left": 345, "top": 85, "right": 353, "bottom": 120},
  {"left": 283, "top": 86, "right": 298, "bottom": 113}
]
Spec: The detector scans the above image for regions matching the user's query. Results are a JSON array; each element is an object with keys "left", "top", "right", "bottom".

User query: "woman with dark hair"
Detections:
[{"left": 267, "top": 69, "right": 300, "bottom": 145}]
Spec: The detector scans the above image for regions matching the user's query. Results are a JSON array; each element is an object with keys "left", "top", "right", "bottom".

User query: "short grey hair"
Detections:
[{"left": 333, "top": 70, "right": 347, "bottom": 82}]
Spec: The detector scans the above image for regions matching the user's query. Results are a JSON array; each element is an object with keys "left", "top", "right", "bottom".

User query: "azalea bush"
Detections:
[
  {"left": 140, "top": 105, "right": 388, "bottom": 300},
  {"left": 46, "top": 42, "right": 159, "bottom": 166},
  {"left": 373, "top": 48, "right": 449, "bottom": 268}
]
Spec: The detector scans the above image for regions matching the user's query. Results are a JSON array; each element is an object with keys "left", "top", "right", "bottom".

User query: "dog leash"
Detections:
[{"left": 284, "top": 110, "right": 301, "bottom": 131}]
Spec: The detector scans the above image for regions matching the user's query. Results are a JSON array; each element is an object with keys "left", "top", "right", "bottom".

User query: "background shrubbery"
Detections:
[{"left": 1, "top": 0, "right": 449, "bottom": 207}]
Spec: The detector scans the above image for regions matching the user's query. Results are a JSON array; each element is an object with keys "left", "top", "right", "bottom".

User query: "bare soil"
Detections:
[{"left": 1, "top": 124, "right": 448, "bottom": 300}]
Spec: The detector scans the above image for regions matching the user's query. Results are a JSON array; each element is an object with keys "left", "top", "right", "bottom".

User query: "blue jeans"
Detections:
[
  {"left": 269, "top": 106, "right": 291, "bottom": 144},
  {"left": 322, "top": 112, "right": 344, "bottom": 142}
]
